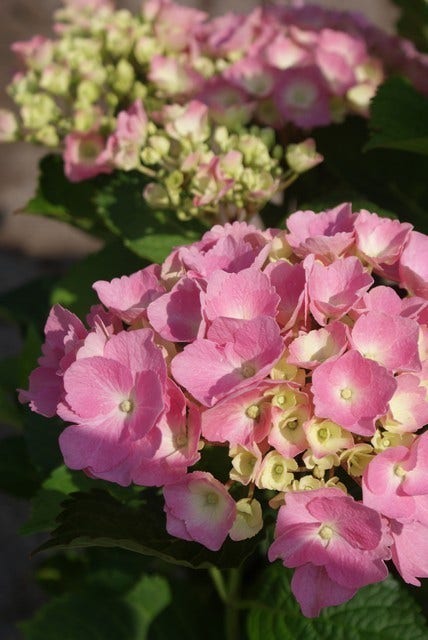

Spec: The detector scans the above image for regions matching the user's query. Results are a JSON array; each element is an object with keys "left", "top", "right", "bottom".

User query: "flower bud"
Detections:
[
  {"left": 229, "top": 498, "right": 263, "bottom": 541},
  {"left": 285, "top": 138, "right": 323, "bottom": 174}
]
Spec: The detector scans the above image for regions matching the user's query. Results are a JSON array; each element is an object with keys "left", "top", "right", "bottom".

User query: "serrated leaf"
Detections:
[
  {"left": 94, "top": 171, "right": 207, "bottom": 263},
  {"left": 247, "top": 564, "right": 428, "bottom": 640},
  {"left": 19, "top": 574, "right": 170, "bottom": 640},
  {"left": 21, "top": 466, "right": 79, "bottom": 534},
  {"left": 366, "top": 77, "right": 428, "bottom": 155},
  {"left": 36, "top": 489, "right": 263, "bottom": 570}
]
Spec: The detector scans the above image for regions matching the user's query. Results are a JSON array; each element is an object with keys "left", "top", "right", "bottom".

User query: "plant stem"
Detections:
[
  {"left": 208, "top": 566, "right": 243, "bottom": 640},
  {"left": 225, "top": 568, "right": 241, "bottom": 640}
]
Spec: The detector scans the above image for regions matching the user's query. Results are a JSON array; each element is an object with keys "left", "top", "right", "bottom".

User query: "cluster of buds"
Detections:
[
  {"left": 21, "top": 204, "right": 428, "bottom": 617},
  {"left": 2, "top": 1, "right": 428, "bottom": 182}
]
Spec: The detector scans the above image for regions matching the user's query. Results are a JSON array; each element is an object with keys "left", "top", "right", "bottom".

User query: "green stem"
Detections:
[
  {"left": 208, "top": 567, "right": 243, "bottom": 640},
  {"left": 225, "top": 568, "right": 241, "bottom": 640}
]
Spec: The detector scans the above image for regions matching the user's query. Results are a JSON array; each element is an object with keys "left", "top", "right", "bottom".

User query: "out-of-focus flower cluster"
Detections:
[
  {"left": 20, "top": 203, "right": 428, "bottom": 617},
  {"left": 2, "top": 0, "right": 428, "bottom": 218}
]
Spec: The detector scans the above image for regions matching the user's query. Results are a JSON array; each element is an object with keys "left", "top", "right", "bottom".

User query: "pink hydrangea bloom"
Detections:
[
  {"left": 273, "top": 66, "right": 332, "bottom": 128},
  {"left": 306, "top": 256, "right": 373, "bottom": 326},
  {"left": 63, "top": 132, "right": 112, "bottom": 182},
  {"left": 20, "top": 208, "right": 428, "bottom": 617},
  {"left": 312, "top": 350, "right": 397, "bottom": 436},
  {"left": 269, "top": 487, "right": 390, "bottom": 617},
  {"left": 399, "top": 231, "right": 428, "bottom": 299},
  {"left": 163, "top": 471, "right": 236, "bottom": 550}
]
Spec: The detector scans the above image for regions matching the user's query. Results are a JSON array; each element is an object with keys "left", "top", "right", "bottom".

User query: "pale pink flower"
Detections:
[
  {"left": 264, "top": 261, "right": 306, "bottom": 331},
  {"left": 201, "top": 381, "right": 273, "bottom": 446},
  {"left": 107, "top": 100, "right": 148, "bottom": 171},
  {"left": 223, "top": 58, "right": 276, "bottom": 98},
  {"left": 162, "top": 100, "right": 209, "bottom": 144},
  {"left": 147, "top": 277, "right": 203, "bottom": 342},
  {"left": 354, "top": 210, "right": 412, "bottom": 277},
  {"left": 93, "top": 265, "right": 165, "bottom": 324},
  {"left": 390, "top": 519, "right": 428, "bottom": 586},
  {"left": 362, "top": 432, "right": 428, "bottom": 524},
  {"left": 202, "top": 267, "right": 279, "bottom": 323},
  {"left": 316, "top": 29, "right": 367, "bottom": 94},
  {"left": 386, "top": 374, "right": 428, "bottom": 433},
  {"left": 399, "top": 231, "right": 428, "bottom": 299},
  {"left": 265, "top": 33, "right": 310, "bottom": 70},
  {"left": 63, "top": 132, "right": 112, "bottom": 182},
  {"left": 351, "top": 311, "right": 421, "bottom": 373},
  {"left": 269, "top": 488, "right": 390, "bottom": 616},
  {"left": 149, "top": 56, "right": 203, "bottom": 96},
  {"left": 285, "top": 203, "right": 356, "bottom": 261},
  {"left": 306, "top": 256, "right": 373, "bottom": 326},
  {"left": 288, "top": 321, "right": 349, "bottom": 369},
  {"left": 273, "top": 66, "right": 331, "bottom": 128},
  {"left": 19, "top": 305, "right": 87, "bottom": 417},
  {"left": 312, "top": 350, "right": 397, "bottom": 436},
  {"left": 163, "top": 471, "right": 236, "bottom": 550},
  {"left": 171, "top": 317, "right": 283, "bottom": 406}
]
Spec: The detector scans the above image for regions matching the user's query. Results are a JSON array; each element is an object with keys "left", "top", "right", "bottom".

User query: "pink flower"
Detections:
[
  {"left": 171, "top": 317, "right": 283, "bottom": 406},
  {"left": 399, "top": 231, "right": 428, "bottom": 299},
  {"left": 285, "top": 203, "right": 356, "bottom": 260},
  {"left": 288, "top": 321, "right": 349, "bottom": 369},
  {"left": 202, "top": 267, "right": 279, "bottom": 323},
  {"left": 351, "top": 311, "right": 421, "bottom": 373},
  {"left": 264, "top": 261, "right": 306, "bottom": 331},
  {"left": 273, "top": 66, "right": 332, "bottom": 128},
  {"left": 93, "top": 265, "right": 165, "bottom": 324},
  {"left": 163, "top": 471, "right": 236, "bottom": 550},
  {"left": 362, "top": 432, "right": 428, "bottom": 524},
  {"left": 354, "top": 210, "right": 412, "bottom": 278},
  {"left": 201, "top": 381, "right": 273, "bottom": 446},
  {"left": 63, "top": 132, "right": 112, "bottom": 182},
  {"left": 316, "top": 29, "right": 367, "bottom": 94},
  {"left": 390, "top": 519, "right": 428, "bottom": 586},
  {"left": 312, "top": 350, "right": 397, "bottom": 436},
  {"left": 107, "top": 100, "right": 148, "bottom": 171},
  {"left": 147, "top": 277, "right": 203, "bottom": 342},
  {"left": 386, "top": 374, "right": 428, "bottom": 433},
  {"left": 306, "top": 256, "right": 373, "bottom": 326},
  {"left": 19, "top": 305, "right": 87, "bottom": 417},
  {"left": 59, "top": 329, "right": 166, "bottom": 440},
  {"left": 269, "top": 488, "right": 390, "bottom": 617}
]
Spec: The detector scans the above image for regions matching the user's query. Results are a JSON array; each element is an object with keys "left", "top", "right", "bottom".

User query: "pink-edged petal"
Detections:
[
  {"left": 291, "top": 564, "right": 357, "bottom": 618},
  {"left": 147, "top": 277, "right": 202, "bottom": 342},
  {"left": 104, "top": 328, "right": 166, "bottom": 383}
]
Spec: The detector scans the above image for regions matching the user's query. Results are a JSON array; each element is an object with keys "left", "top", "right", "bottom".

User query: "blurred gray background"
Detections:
[{"left": 0, "top": 1, "right": 397, "bottom": 638}]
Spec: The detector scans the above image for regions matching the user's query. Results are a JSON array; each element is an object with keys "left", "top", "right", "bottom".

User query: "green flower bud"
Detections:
[
  {"left": 111, "top": 59, "right": 135, "bottom": 94},
  {"left": 20, "top": 94, "right": 59, "bottom": 129},
  {"left": 77, "top": 80, "right": 100, "bottom": 104},
  {"left": 34, "top": 125, "right": 59, "bottom": 147},
  {"left": 40, "top": 64, "right": 71, "bottom": 96},
  {"left": 143, "top": 183, "right": 170, "bottom": 208}
]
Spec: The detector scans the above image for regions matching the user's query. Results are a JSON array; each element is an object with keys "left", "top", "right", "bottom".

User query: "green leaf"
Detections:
[
  {"left": 0, "top": 275, "right": 56, "bottom": 328},
  {"left": 21, "top": 466, "right": 79, "bottom": 534},
  {"left": 37, "top": 489, "right": 263, "bottom": 570},
  {"left": 94, "top": 171, "right": 207, "bottom": 263},
  {"left": 22, "top": 154, "right": 109, "bottom": 236},
  {"left": 366, "top": 77, "right": 428, "bottom": 155},
  {"left": 247, "top": 564, "right": 428, "bottom": 640},
  {"left": 50, "top": 242, "right": 144, "bottom": 316},
  {"left": 313, "top": 117, "right": 428, "bottom": 233},
  {"left": 20, "top": 574, "right": 170, "bottom": 640},
  {"left": 391, "top": 0, "right": 428, "bottom": 53}
]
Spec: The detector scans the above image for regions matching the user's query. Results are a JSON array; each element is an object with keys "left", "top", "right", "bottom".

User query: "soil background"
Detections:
[{"left": 0, "top": 1, "right": 397, "bottom": 638}]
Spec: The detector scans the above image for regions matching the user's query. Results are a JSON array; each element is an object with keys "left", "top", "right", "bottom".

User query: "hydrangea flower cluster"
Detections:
[
  {"left": 20, "top": 204, "right": 428, "bottom": 617},
  {"left": 2, "top": 0, "right": 428, "bottom": 216}
]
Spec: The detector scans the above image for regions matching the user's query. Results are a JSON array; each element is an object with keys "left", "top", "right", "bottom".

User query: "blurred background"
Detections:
[{"left": 0, "top": 1, "right": 398, "bottom": 638}]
